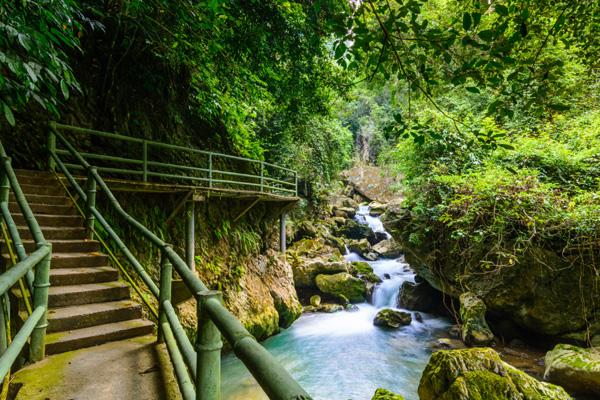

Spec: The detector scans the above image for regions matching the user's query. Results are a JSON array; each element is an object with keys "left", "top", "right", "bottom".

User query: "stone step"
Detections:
[
  {"left": 9, "top": 202, "right": 76, "bottom": 216},
  {"left": 47, "top": 300, "right": 142, "bottom": 333},
  {"left": 12, "top": 213, "right": 82, "bottom": 227},
  {"left": 48, "top": 282, "right": 130, "bottom": 308},
  {"left": 18, "top": 226, "right": 86, "bottom": 240},
  {"left": 49, "top": 266, "right": 119, "bottom": 285},
  {"left": 14, "top": 169, "right": 54, "bottom": 178},
  {"left": 45, "top": 319, "right": 154, "bottom": 355},
  {"left": 10, "top": 193, "right": 70, "bottom": 206},
  {"left": 17, "top": 183, "right": 64, "bottom": 196},
  {"left": 2, "top": 239, "right": 101, "bottom": 253}
]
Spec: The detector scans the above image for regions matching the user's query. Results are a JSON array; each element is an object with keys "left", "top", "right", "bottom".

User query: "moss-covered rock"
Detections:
[
  {"left": 544, "top": 344, "right": 600, "bottom": 396},
  {"left": 315, "top": 272, "right": 367, "bottom": 303},
  {"left": 333, "top": 206, "right": 356, "bottom": 218},
  {"left": 373, "top": 309, "right": 412, "bottom": 329},
  {"left": 292, "top": 259, "right": 349, "bottom": 288},
  {"left": 348, "top": 238, "right": 371, "bottom": 256},
  {"left": 371, "top": 388, "right": 405, "bottom": 399},
  {"left": 459, "top": 292, "right": 494, "bottom": 346},
  {"left": 336, "top": 219, "right": 375, "bottom": 240},
  {"left": 309, "top": 294, "right": 321, "bottom": 307},
  {"left": 418, "top": 348, "right": 572, "bottom": 400},
  {"left": 350, "top": 261, "right": 382, "bottom": 283}
]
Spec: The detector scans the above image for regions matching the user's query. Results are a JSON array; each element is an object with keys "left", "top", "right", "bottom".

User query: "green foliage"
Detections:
[{"left": 0, "top": 0, "right": 85, "bottom": 125}]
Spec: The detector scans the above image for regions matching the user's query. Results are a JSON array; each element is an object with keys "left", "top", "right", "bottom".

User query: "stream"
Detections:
[{"left": 221, "top": 206, "right": 451, "bottom": 400}]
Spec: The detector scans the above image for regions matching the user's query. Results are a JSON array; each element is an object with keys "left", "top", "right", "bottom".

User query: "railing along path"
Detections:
[
  {"left": 0, "top": 142, "right": 51, "bottom": 390},
  {"left": 48, "top": 125, "right": 310, "bottom": 400},
  {"left": 50, "top": 122, "right": 298, "bottom": 197}
]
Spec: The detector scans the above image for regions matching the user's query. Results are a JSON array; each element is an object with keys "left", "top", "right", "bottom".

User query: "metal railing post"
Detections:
[
  {"left": 196, "top": 291, "right": 223, "bottom": 400},
  {"left": 208, "top": 154, "right": 213, "bottom": 188},
  {"left": 185, "top": 202, "right": 195, "bottom": 271},
  {"left": 48, "top": 128, "right": 56, "bottom": 172},
  {"left": 260, "top": 162, "right": 264, "bottom": 193},
  {"left": 158, "top": 247, "right": 173, "bottom": 343},
  {"left": 29, "top": 242, "right": 51, "bottom": 362},
  {"left": 85, "top": 168, "right": 97, "bottom": 240},
  {"left": 142, "top": 141, "right": 148, "bottom": 182}
]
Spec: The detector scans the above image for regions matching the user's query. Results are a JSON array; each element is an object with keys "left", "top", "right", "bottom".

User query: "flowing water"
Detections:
[{"left": 221, "top": 207, "right": 450, "bottom": 400}]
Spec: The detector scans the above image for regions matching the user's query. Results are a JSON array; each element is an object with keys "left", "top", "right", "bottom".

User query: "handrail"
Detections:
[
  {"left": 0, "top": 141, "right": 51, "bottom": 384},
  {"left": 50, "top": 129, "right": 311, "bottom": 400},
  {"left": 49, "top": 122, "right": 298, "bottom": 196}
]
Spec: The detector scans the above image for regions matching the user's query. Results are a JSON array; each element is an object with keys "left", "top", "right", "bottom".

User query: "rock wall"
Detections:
[{"left": 382, "top": 206, "right": 600, "bottom": 342}]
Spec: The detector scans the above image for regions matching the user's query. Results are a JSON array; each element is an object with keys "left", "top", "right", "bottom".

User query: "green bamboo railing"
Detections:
[
  {"left": 49, "top": 122, "right": 298, "bottom": 197},
  {"left": 49, "top": 128, "right": 311, "bottom": 400},
  {"left": 0, "top": 142, "right": 51, "bottom": 385}
]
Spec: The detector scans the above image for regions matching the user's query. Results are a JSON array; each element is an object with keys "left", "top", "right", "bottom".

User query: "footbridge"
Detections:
[{"left": 0, "top": 123, "right": 309, "bottom": 399}]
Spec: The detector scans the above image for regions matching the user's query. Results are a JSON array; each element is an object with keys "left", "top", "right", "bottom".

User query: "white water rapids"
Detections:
[{"left": 221, "top": 206, "right": 450, "bottom": 400}]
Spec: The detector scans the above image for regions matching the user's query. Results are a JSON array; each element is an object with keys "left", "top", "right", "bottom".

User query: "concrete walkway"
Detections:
[{"left": 12, "top": 336, "right": 180, "bottom": 400}]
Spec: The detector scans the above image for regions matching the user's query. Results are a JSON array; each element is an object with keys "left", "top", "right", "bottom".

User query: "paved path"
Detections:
[{"left": 12, "top": 335, "right": 180, "bottom": 400}]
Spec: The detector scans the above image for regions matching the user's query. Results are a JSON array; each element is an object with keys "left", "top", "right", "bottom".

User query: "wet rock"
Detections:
[
  {"left": 372, "top": 239, "right": 402, "bottom": 258},
  {"left": 336, "top": 219, "right": 375, "bottom": 240},
  {"left": 373, "top": 309, "right": 412, "bottom": 329},
  {"left": 544, "top": 344, "right": 600, "bottom": 396},
  {"left": 383, "top": 273, "right": 391, "bottom": 280},
  {"left": 414, "top": 312, "right": 423, "bottom": 323},
  {"left": 433, "top": 338, "right": 466, "bottom": 350},
  {"left": 319, "top": 303, "right": 345, "bottom": 313},
  {"left": 398, "top": 280, "right": 441, "bottom": 313},
  {"left": 418, "top": 348, "right": 572, "bottom": 400},
  {"left": 350, "top": 261, "right": 382, "bottom": 284},
  {"left": 315, "top": 272, "right": 367, "bottom": 303},
  {"left": 460, "top": 292, "right": 494, "bottom": 346},
  {"left": 309, "top": 295, "right": 321, "bottom": 307},
  {"left": 367, "top": 230, "right": 389, "bottom": 246},
  {"left": 293, "top": 260, "right": 349, "bottom": 288},
  {"left": 371, "top": 388, "right": 405, "bottom": 399},
  {"left": 363, "top": 251, "right": 379, "bottom": 261},
  {"left": 346, "top": 304, "right": 360, "bottom": 312},
  {"left": 330, "top": 216, "right": 347, "bottom": 227}
]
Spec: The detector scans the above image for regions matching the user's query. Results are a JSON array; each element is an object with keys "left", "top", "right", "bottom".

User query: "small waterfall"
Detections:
[{"left": 346, "top": 205, "right": 411, "bottom": 309}]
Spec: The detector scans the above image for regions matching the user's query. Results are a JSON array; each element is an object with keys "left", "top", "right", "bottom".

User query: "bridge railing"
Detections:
[
  {"left": 49, "top": 122, "right": 298, "bottom": 197},
  {"left": 0, "top": 142, "right": 51, "bottom": 385},
  {"left": 49, "top": 128, "right": 311, "bottom": 400}
]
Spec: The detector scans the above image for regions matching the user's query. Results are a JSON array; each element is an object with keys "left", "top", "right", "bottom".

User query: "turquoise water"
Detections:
[{"left": 221, "top": 258, "right": 450, "bottom": 400}]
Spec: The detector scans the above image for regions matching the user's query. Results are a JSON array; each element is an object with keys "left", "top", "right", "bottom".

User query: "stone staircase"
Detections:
[{"left": 2, "top": 169, "right": 153, "bottom": 354}]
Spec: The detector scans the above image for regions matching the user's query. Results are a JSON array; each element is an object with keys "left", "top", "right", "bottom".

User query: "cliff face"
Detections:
[{"left": 98, "top": 191, "right": 301, "bottom": 341}]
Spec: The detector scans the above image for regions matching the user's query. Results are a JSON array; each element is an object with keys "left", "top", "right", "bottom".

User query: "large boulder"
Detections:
[
  {"left": 333, "top": 206, "right": 356, "bottom": 219},
  {"left": 368, "top": 201, "right": 388, "bottom": 216},
  {"left": 397, "top": 279, "right": 441, "bottom": 312},
  {"left": 373, "top": 309, "right": 412, "bottom": 329},
  {"left": 544, "top": 344, "right": 600, "bottom": 396},
  {"left": 371, "top": 388, "right": 405, "bottom": 399},
  {"left": 372, "top": 238, "right": 402, "bottom": 258},
  {"left": 418, "top": 348, "right": 572, "bottom": 400},
  {"left": 367, "top": 230, "right": 389, "bottom": 246},
  {"left": 459, "top": 292, "right": 494, "bottom": 346},
  {"left": 292, "top": 260, "right": 349, "bottom": 288},
  {"left": 348, "top": 238, "right": 371, "bottom": 257},
  {"left": 315, "top": 272, "right": 367, "bottom": 303}
]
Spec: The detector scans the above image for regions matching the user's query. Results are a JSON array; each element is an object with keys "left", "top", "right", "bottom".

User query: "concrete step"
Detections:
[
  {"left": 12, "top": 213, "right": 82, "bottom": 227},
  {"left": 45, "top": 319, "right": 154, "bottom": 354},
  {"left": 47, "top": 300, "right": 142, "bottom": 333},
  {"left": 48, "top": 282, "right": 130, "bottom": 308},
  {"left": 1, "top": 239, "right": 100, "bottom": 253},
  {"left": 51, "top": 252, "right": 108, "bottom": 268},
  {"left": 49, "top": 266, "right": 119, "bottom": 285},
  {"left": 9, "top": 202, "right": 75, "bottom": 216},
  {"left": 2, "top": 252, "right": 108, "bottom": 269},
  {"left": 17, "top": 183, "right": 64, "bottom": 196},
  {"left": 10, "top": 193, "right": 70, "bottom": 206},
  {"left": 18, "top": 226, "right": 86, "bottom": 240}
]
